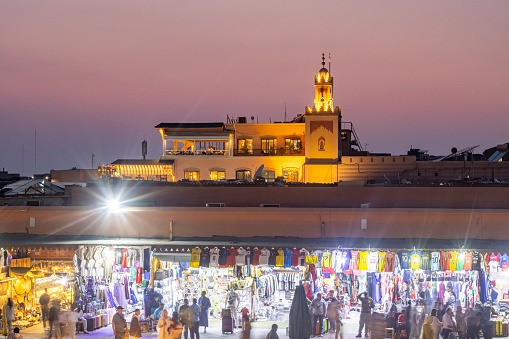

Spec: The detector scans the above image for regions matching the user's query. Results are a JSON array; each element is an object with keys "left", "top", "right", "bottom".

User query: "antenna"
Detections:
[
  {"left": 34, "top": 129, "right": 37, "bottom": 175},
  {"left": 284, "top": 101, "right": 287, "bottom": 122},
  {"left": 92, "top": 153, "right": 95, "bottom": 169},
  {"left": 21, "top": 144, "right": 24, "bottom": 177}
]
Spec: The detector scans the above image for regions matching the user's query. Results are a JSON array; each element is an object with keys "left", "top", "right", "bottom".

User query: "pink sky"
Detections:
[{"left": 1, "top": 1, "right": 508, "bottom": 175}]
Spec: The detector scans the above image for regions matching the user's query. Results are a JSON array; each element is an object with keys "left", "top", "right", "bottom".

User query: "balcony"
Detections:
[
  {"left": 164, "top": 149, "right": 229, "bottom": 156},
  {"left": 233, "top": 148, "right": 305, "bottom": 156}
]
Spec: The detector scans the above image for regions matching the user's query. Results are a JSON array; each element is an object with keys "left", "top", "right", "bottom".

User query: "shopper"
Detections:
[
  {"left": 326, "top": 290, "right": 338, "bottom": 333},
  {"left": 266, "top": 324, "right": 279, "bottom": 339},
  {"left": 424, "top": 309, "right": 442, "bottom": 339},
  {"left": 5, "top": 298, "right": 15, "bottom": 334},
  {"left": 130, "top": 309, "right": 142, "bottom": 339},
  {"left": 441, "top": 308, "right": 456, "bottom": 339},
  {"left": 48, "top": 300, "right": 61, "bottom": 339},
  {"left": 112, "top": 306, "right": 128, "bottom": 339},
  {"left": 198, "top": 291, "right": 211, "bottom": 333},
  {"left": 326, "top": 297, "right": 343, "bottom": 339},
  {"left": 39, "top": 288, "right": 50, "bottom": 329},
  {"left": 310, "top": 293, "right": 327, "bottom": 337},
  {"left": 466, "top": 311, "right": 481, "bottom": 339},
  {"left": 179, "top": 299, "right": 191, "bottom": 339},
  {"left": 356, "top": 292, "right": 375, "bottom": 338},
  {"left": 157, "top": 310, "right": 170, "bottom": 339},
  {"left": 154, "top": 304, "right": 165, "bottom": 324},
  {"left": 7, "top": 327, "right": 23, "bottom": 339},
  {"left": 168, "top": 312, "right": 184, "bottom": 339},
  {"left": 422, "top": 317, "right": 434, "bottom": 339},
  {"left": 480, "top": 316, "right": 492, "bottom": 339},
  {"left": 455, "top": 306, "right": 467, "bottom": 339},
  {"left": 189, "top": 298, "right": 200, "bottom": 339}
]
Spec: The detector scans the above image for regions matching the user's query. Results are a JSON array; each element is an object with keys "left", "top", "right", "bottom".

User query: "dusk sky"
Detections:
[{"left": 1, "top": 1, "right": 508, "bottom": 175}]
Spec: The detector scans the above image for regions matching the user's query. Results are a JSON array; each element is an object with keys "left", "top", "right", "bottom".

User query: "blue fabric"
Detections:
[
  {"left": 198, "top": 296, "right": 211, "bottom": 326},
  {"left": 284, "top": 249, "right": 293, "bottom": 268},
  {"left": 403, "top": 270, "right": 411, "bottom": 282}
]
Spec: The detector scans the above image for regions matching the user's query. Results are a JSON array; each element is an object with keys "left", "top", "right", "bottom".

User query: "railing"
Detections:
[
  {"left": 165, "top": 149, "right": 229, "bottom": 156},
  {"left": 233, "top": 148, "right": 305, "bottom": 156}
]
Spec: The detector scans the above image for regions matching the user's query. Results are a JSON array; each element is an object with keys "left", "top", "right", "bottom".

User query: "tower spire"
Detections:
[{"left": 322, "top": 53, "right": 325, "bottom": 68}]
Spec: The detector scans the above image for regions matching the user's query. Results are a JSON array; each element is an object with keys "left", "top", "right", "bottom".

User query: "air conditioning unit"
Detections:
[
  {"left": 206, "top": 203, "right": 226, "bottom": 207},
  {"left": 260, "top": 204, "right": 280, "bottom": 208}
]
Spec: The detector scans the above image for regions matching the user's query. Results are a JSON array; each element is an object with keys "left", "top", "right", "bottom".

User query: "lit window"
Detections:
[
  {"left": 236, "top": 170, "right": 251, "bottom": 181},
  {"left": 184, "top": 171, "right": 200, "bottom": 181},
  {"left": 210, "top": 170, "right": 225, "bottom": 180},
  {"left": 261, "top": 138, "right": 277, "bottom": 154},
  {"left": 283, "top": 168, "right": 299, "bottom": 182},
  {"left": 237, "top": 139, "right": 253, "bottom": 154},
  {"left": 260, "top": 170, "right": 275, "bottom": 182},
  {"left": 285, "top": 138, "right": 301, "bottom": 154},
  {"left": 318, "top": 137, "right": 325, "bottom": 151}
]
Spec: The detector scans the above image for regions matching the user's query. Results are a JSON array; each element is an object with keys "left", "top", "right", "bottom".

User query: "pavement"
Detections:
[{"left": 7, "top": 311, "right": 388, "bottom": 339}]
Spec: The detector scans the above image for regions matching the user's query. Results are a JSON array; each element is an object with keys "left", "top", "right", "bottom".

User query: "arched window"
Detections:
[{"left": 318, "top": 137, "right": 325, "bottom": 151}]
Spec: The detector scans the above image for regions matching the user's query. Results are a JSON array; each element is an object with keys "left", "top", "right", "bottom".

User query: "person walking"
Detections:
[
  {"left": 5, "top": 298, "right": 15, "bottom": 334},
  {"left": 327, "top": 297, "right": 343, "bottom": 339},
  {"left": 179, "top": 299, "right": 190, "bottom": 339},
  {"left": 310, "top": 293, "right": 327, "bottom": 337},
  {"left": 326, "top": 290, "right": 338, "bottom": 334},
  {"left": 130, "top": 309, "right": 142, "bottom": 339},
  {"left": 168, "top": 312, "right": 184, "bottom": 339},
  {"left": 422, "top": 317, "right": 434, "bottom": 339},
  {"left": 48, "top": 300, "right": 61, "bottom": 339},
  {"left": 198, "top": 291, "right": 211, "bottom": 333},
  {"left": 189, "top": 298, "right": 200, "bottom": 339},
  {"left": 455, "top": 306, "right": 467, "bottom": 339},
  {"left": 157, "top": 310, "right": 170, "bottom": 339},
  {"left": 424, "top": 309, "right": 442, "bottom": 339},
  {"left": 466, "top": 311, "right": 481, "bottom": 339},
  {"left": 441, "top": 308, "right": 456, "bottom": 339},
  {"left": 480, "top": 316, "right": 492, "bottom": 339},
  {"left": 112, "top": 306, "right": 128, "bottom": 339},
  {"left": 39, "top": 288, "right": 50, "bottom": 329},
  {"left": 356, "top": 292, "right": 375, "bottom": 337}
]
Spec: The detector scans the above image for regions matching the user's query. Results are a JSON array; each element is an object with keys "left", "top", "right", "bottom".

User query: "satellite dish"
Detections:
[{"left": 253, "top": 164, "right": 264, "bottom": 181}]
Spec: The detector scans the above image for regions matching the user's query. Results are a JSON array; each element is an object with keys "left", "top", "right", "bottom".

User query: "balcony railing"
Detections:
[
  {"left": 233, "top": 148, "right": 305, "bottom": 156},
  {"left": 165, "top": 149, "right": 229, "bottom": 156}
]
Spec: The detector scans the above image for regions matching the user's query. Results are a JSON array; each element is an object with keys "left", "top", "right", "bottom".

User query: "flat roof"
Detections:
[
  {"left": 155, "top": 123, "right": 224, "bottom": 129},
  {"left": 111, "top": 159, "right": 174, "bottom": 165}
]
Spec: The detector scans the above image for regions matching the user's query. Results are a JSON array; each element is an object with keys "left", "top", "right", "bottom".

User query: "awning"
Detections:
[
  {"left": 154, "top": 252, "right": 191, "bottom": 262},
  {"left": 9, "top": 267, "right": 32, "bottom": 276}
]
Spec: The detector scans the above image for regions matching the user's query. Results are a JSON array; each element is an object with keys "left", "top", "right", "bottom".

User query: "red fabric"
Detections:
[
  {"left": 121, "top": 249, "right": 128, "bottom": 269},
  {"left": 226, "top": 248, "right": 237, "bottom": 267},
  {"left": 291, "top": 249, "right": 300, "bottom": 267},
  {"left": 322, "top": 267, "right": 334, "bottom": 274},
  {"left": 136, "top": 267, "right": 143, "bottom": 284},
  {"left": 252, "top": 249, "right": 261, "bottom": 266},
  {"left": 309, "top": 264, "right": 317, "bottom": 281}
]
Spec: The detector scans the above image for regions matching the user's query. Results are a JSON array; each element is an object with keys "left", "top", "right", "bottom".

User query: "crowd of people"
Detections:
[{"left": 309, "top": 290, "right": 344, "bottom": 339}]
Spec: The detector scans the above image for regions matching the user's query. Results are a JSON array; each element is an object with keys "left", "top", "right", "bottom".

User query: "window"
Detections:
[
  {"left": 184, "top": 171, "right": 200, "bottom": 181},
  {"left": 237, "top": 139, "right": 253, "bottom": 154},
  {"left": 283, "top": 168, "right": 299, "bottom": 182},
  {"left": 260, "top": 170, "right": 275, "bottom": 182},
  {"left": 210, "top": 170, "right": 225, "bottom": 180},
  {"left": 285, "top": 138, "right": 301, "bottom": 154},
  {"left": 318, "top": 137, "right": 325, "bottom": 151},
  {"left": 236, "top": 170, "right": 251, "bottom": 181},
  {"left": 261, "top": 138, "right": 277, "bottom": 154}
]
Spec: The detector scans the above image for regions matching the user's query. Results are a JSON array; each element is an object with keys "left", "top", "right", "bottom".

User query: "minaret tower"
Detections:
[{"left": 313, "top": 53, "right": 333, "bottom": 112}]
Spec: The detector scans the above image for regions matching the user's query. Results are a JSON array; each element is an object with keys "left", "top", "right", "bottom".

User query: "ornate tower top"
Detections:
[{"left": 313, "top": 53, "right": 333, "bottom": 112}]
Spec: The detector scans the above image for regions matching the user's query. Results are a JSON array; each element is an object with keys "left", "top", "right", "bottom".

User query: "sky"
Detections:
[{"left": 1, "top": 1, "right": 508, "bottom": 175}]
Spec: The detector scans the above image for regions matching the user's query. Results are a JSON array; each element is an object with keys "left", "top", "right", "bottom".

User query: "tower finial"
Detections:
[{"left": 322, "top": 53, "right": 325, "bottom": 67}]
